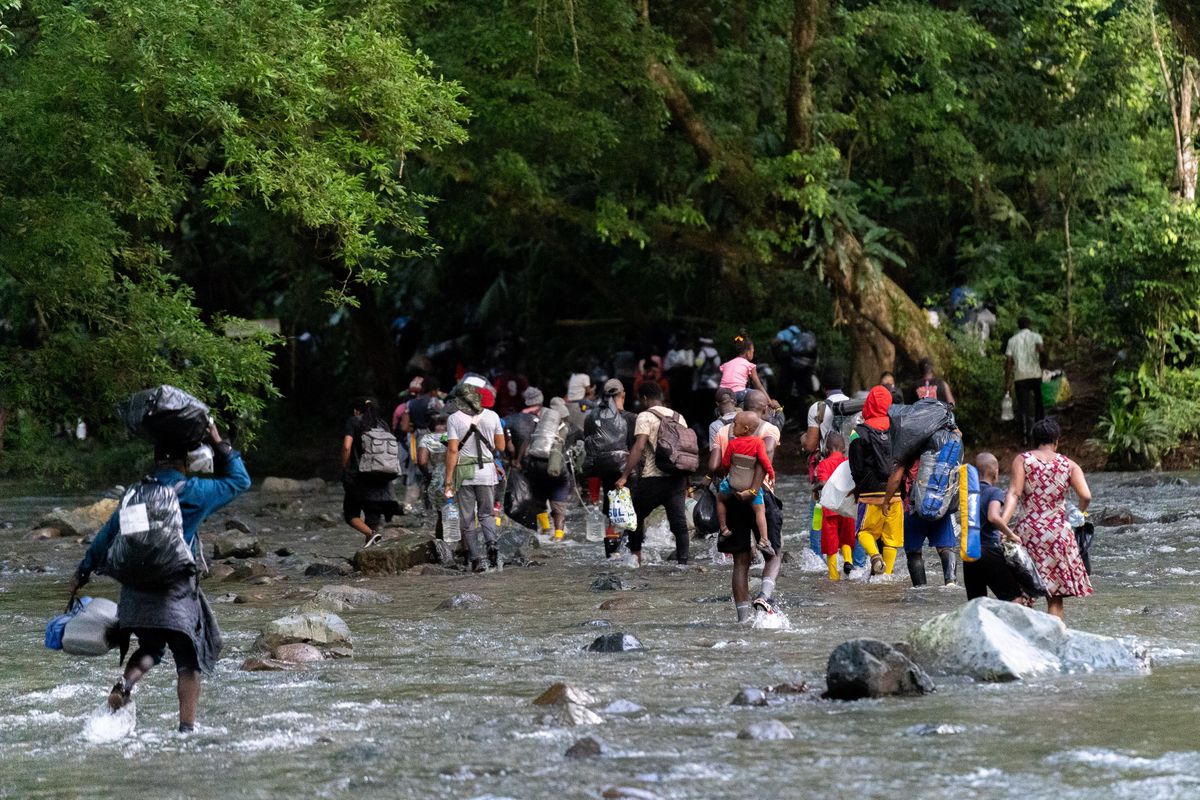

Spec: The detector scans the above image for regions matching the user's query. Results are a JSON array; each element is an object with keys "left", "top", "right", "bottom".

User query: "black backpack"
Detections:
[
  {"left": 102, "top": 477, "right": 197, "bottom": 589},
  {"left": 650, "top": 409, "right": 700, "bottom": 474}
]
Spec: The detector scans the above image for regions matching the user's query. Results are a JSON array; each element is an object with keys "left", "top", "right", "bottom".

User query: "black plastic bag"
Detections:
[
  {"left": 504, "top": 468, "right": 541, "bottom": 530},
  {"left": 102, "top": 477, "right": 197, "bottom": 589},
  {"left": 118, "top": 385, "right": 210, "bottom": 446},
  {"left": 889, "top": 398, "right": 957, "bottom": 466},
  {"left": 583, "top": 407, "right": 628, "bottom": 478},
  {"left": 1075, "top": 521, "right": 1095, "bottom": 575},
  {"left": 1002, "top": 540, "right": 1049, "bottom": 598},
  {"left": 692, "top": 487, "right": 719, "bottom": 535}
]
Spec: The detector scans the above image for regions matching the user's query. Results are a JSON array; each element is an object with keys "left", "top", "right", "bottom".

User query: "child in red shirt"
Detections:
[
  {"left": 717, "top": 411, "right": 777, "bottom": 556},
  {"left": 814, "top": 431, "right": 855, "bottom": 581}
]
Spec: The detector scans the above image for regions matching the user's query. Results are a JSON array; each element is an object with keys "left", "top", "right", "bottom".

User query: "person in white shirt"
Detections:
[
  {"left": 444, "top": 385, "right": 507, "bottom": 572},
  {"left": 1005, "top": 316, "right": 1046, "bottom": 445}
]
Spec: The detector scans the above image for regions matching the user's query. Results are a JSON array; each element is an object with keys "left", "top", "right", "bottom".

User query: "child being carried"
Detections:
[{"left": 717, "top": 411, "right": 777, "bottom": 556}]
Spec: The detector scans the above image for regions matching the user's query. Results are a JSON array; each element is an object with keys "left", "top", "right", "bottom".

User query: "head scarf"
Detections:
[
  {"left": 457, "top": 384, "right": 483, "bottom": 415},
  {"left": 862, "top": 385, "right": 893, "bottom": 431}
]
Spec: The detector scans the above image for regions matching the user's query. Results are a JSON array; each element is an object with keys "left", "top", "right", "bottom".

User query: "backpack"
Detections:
[
  {"left": 816, "top": 399, "right": 858, "bottom": 450},
  {"left": 101, "top": 477, "right": 197, "bottom": 589},
  {"left": 694, "top": 349, "right": 721, "bottom": 391},
  {"left": 526, "top": 408, "right": 568, "bottom": 478},
  {"left": 959, "top": 464, "right": 982, "bottom": 563},
  {"left": 358, "top": 426, "right": 401, "bottom": 476},
  {"left": 910, "top": 430, "right": 963, "bottom": 521},
  {"left": 649, "top": 409, "right": 699, "bottom": 474}
]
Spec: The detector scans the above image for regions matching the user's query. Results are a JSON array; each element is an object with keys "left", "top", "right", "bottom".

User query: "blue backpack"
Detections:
[
  {"left": 959, "top": 464, "right": 982, "bottom": 562},
  {"left": 911, "top": 431, "right": 963, "bottom": 521}
]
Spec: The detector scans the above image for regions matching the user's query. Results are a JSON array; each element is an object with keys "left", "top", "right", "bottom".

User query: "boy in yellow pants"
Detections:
[{"left": 848, "top": 386, "right": 903, "bottom": 576}]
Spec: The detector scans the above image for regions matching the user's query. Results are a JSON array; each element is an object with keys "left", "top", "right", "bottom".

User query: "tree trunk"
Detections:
[
  {"left": 785, "top": 0, "right": 823, "bottom": 152},
  {"left": 1181, "top": 60, "right": 1198, "bottom": 201},
  {"left": 349, "top": 284, "right": 399, "bottom": 401}
]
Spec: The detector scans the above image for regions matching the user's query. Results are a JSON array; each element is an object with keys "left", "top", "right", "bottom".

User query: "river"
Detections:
[{"left": 1, "top": 471, "right": 1198, "bottom": 800}]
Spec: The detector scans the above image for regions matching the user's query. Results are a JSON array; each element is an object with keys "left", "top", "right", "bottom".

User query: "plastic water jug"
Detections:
[
  {"left": 443, "top": 498, "right": 461, "bottom": 543},
  {"left": 62, "top": 597, "right": 118, "bottom": 656},
  {"left": 585, "top": 505, "right": 605, "bottom": 542}
]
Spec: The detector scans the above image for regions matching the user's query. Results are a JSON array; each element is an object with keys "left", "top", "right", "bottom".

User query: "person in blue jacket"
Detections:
[{"left": 67, "top": 423, "right": 251, "bottom": 733}]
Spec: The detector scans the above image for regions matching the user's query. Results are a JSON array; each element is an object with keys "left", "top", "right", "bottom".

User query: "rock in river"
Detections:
[
  {"left": 258, "top": 611, "right": 352, "bottom": 653},
  {"left": 534, "top": 683, "right": 597, "bottom": 707},
  {"left": 213, "top": 532, "right": 262, "bottom": 559},
  {"left": 436, "top": 592, "right": 485, "bottom": 610},
  {"left": 36, "top": 498, "right": 117, "bottom": 538},
  {"left": 906, "top": 597, "right": 1149, "bottom": 681},
  {"left": 738, "top": 720, "right": 794, "bottom": 740},
  {"left": 315, "top": 585, "right": 392, "bottom": 608},
  {"left": 565, "top": 736, "right": 607, "bottom": 758},
  {"left": 824, "top": 638, "right": 935, "bottom": 700},
  {"left": 271, "top": 643, "right": 326, "bottom": 663},
  {"left": 354, "top": 532, "right": 439, "bottom": 575},
  {"left": 539, "top": 702, "right": 603, "bottom": 727},
  {"left": 587, "top": 632, "right": 644, "bottom": 653}
]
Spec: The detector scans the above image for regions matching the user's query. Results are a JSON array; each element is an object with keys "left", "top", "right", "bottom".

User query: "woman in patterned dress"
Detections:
[{"left": 1001, "top": 417, "right": 1093, "bottom": 620}]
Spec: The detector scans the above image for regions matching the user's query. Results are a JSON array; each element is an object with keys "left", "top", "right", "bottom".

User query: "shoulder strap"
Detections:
[{"left": 817, "top": 401, "right": 827, "bottom": 422}]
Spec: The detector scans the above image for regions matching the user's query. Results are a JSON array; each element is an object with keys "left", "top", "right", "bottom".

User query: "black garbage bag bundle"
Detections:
[
  {"left": 1002, "top": 540, "right": 1049, "bottom": 598},
  {"left": 1075, "top": 521, "right": 1095, "bottom": 574},
  {"left": 118, "top": 385, "right": 210, "bottom": 446},
  {"left": 583, "top": 406, "right": 629, "bottom": 478},
  {"left": 889, "top": 398, "right": 957, "bottom": 466},
  {"left": 102, "top": 477, "right": 197, "bottom": 589},
  {"left": 692, "top": 486, "right": 719, "bottom": 535},
  {"left": 504, "top": 468, "right": 541, "bottom": 530}
]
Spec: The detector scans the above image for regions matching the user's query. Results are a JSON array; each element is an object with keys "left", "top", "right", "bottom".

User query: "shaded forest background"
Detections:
[{"left": 3, "top": 0, "right": 1200, "bottom": 484}]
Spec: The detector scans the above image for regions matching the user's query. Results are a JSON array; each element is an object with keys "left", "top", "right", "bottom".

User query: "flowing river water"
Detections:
[{"left": 2, "top": 471, "right": 1200, "bottom": 800}]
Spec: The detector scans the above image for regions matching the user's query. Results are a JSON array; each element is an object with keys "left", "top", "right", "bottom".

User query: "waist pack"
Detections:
[
  {"left": 910, "top": 430, "right": 963, "bottom": 521},
  {"left": 101, "top": 477, "right": 196, "bottom": 589},
  {"left": 359, "top": 426, "right": 401, "bottom": 476},
  {"left": 649, "top": 410, "right": 699, "bottom": 474}
]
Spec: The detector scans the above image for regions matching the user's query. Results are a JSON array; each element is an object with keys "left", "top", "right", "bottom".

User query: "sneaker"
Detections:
[
  {"left": 487, "top": 546, "right": 499, "bottom": 569},
  {"left": 107, "top": 681, "right": 129, "bottom": 712},
  {"left": 869, "top": 554, "right": 885, "bottom": 575},
  {"left": 751, "top": 593, "right": 772, "bottom": 614}
]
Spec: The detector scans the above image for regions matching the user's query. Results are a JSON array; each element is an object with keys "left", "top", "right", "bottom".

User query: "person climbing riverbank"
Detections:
[
  {"left": 66, "top": 423, "right": 250, "bottom": 733},
  {"left": 1001, "top": 417, "right": 1093, "bottom": 620}
]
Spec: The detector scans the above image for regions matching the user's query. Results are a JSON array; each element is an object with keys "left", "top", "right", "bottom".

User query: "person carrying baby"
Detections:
[{"left": 716, "top": 410, "right": 777, "bottom": 556}]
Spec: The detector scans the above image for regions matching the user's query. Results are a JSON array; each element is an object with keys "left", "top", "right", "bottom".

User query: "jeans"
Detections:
[
  {"left": 1014, "top": 378, "right": 1044, "bottom": 443},
  {"left": 630, "top": 474, "right": 690, "bottom": 563},
  {"left": 456, "top": 483, "right": 497, "bottom": 563}
]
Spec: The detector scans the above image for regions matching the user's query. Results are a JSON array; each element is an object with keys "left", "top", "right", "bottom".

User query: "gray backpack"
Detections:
[
  {"left": 358, "top": 426, "right": 401, "bottom": 476},
  {"left": 102, "top": 478, "right": 197, "bottom": 589}
]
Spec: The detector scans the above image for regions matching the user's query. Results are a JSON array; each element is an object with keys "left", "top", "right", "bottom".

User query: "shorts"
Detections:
[
  {"left": 342, "top": 493, "right": 399, "bottom": 525},
  {"left": 856, "top": 498, "right": 904, "bottom": 549},
  {"left": 717, "top": 490, "right": 783, "bottom": 554},
  {"left": 528, "top": 468, "right": 574, "bottom": 504},
  {"left": 129, "top": 628, "right": 199, "bottom": 674},
  {"left": 820, "top": 512, "right": 857, "bottom": 556},
  {"left": 904, "top": 513, "right": 958, "bottom": 552},
  {"left": 718, "top": 478, "right": 764, "bottom": 505}
]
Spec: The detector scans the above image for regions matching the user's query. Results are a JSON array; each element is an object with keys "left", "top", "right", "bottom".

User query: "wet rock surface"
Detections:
[
  {"left": 587, "top": 632, "right": 644, "bottom": 652},
  {"left": 436, "top": 592, "right": 485, "bottom": 610},
  {"left": 36, "top": 499, "right": 117, "bottom": 538},
  {"left": 213, "top": 532, "right": 262, "bottom": 559},
  {"left": 565, "top": 736, "right": 607, "bottom": 758},
  {"left": 738, "top": 720, "right": 794, "bottom": 740},
  {"left": 354, "top": 533, "right": 439, "bottom": 575},
  {"left": 825, "top": 638, "right": 935, "bottom": 700}
]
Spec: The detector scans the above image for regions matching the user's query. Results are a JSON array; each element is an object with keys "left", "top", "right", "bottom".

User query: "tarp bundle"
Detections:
[
  {"left": 504, "top": 469, "right": 541, "bottom": 530},
  {"left": 889, "top": 398, "right": 957, "bottom": 466},
  {"left": 118, "top": 385, "right": 210, "bottom": 447}
]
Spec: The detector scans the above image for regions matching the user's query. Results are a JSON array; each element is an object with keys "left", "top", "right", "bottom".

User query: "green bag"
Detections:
[{"left": 452, "top": 423, "right": 493, "bottom": 491}]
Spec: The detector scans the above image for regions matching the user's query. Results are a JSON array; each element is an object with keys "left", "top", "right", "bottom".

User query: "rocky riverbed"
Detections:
[{"left": 2, "top": 471, "right": 1199, "bottom": 799}]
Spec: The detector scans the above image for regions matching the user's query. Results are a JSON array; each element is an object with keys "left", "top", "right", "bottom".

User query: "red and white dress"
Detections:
[{"left": 1015, "top": 452, "right": 1093, "bottom": 602}]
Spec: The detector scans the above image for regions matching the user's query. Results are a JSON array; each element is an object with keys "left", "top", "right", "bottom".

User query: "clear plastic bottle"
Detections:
[
  {"left": 585, "top": 505, "right": 605, "bottom": 542},
  {"left": 443, "top": 498, "right": 461, "bottom": 543},
  {"left": 1000, "top": 392, "right": 1014, "bottom": 422}
]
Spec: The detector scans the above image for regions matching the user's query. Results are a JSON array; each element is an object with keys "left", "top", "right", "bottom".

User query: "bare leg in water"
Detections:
[
  {"left": 109, "top": 652, "right": 201, "bottom": 731},
  {"left": 1046, "top": 597, "right": 1064, "bottom": 620}
]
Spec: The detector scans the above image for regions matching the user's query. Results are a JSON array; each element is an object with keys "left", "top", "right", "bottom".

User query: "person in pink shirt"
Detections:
[{"left": 718, "top": 332, "right": 768, "bottom": 403}]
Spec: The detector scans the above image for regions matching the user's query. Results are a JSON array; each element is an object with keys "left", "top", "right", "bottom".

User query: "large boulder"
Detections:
[
  {"left": 354, "top": 533, "right": 439, "bottom": 575},
  {"left": 213, "top": 532, "right": 262, "bottom": 559},
  {"left": 260, "top": 477, "right": 326, "bottom": 495},
  {"left": 825, "top": 639, "right": 935, "bottom": 700},
  {"left": 496, "top": 528, "right": 537, "bottom": 564},
  {"left": 258, "top": 611, "right": 352, "bottom": 654},
  {"left": 36, "top": 498, "right": 117, "bottom": 538},
  {"left": 906, "top": 597, "right": 1149, "bottom": 681}
]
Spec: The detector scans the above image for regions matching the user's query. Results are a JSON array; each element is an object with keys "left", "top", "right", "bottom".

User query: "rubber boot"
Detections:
[
  {"left": 906, "top": 551, "right": 928, "bottom": 587},
  {"left": 937, "top": 547, "right": 957, "bottom": 586},
  {"left": 826, "top": 554, "right": 840, "bottom": 581},
  {"left": 882, "top": 546, "right": 899, "bottom": 575},
  {"left": 536, "top": 511, "right": 551, "bottom": 534}
]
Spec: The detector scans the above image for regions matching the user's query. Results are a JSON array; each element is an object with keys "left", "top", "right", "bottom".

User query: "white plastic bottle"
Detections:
[
  {"left": 585, "top": 505, "right": 605, "bottom": 542},
  {"left": 443, "top": 498, "right": 461, "bottom": 543}
]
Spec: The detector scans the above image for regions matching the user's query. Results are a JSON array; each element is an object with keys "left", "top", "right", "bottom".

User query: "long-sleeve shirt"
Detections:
[
  {"left": 78, "top": 450, "right": 251, "bottom": 579},
  {"left": 722, "top": 435, "right": 775, "bottom": 482},
  {"left": 848, "top": 424, "right": 892, "bottom": 495}
]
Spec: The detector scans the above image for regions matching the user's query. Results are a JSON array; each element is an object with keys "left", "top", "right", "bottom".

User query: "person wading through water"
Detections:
[{"left": 67, "top": 424, "right": 251, "bottom": 732}]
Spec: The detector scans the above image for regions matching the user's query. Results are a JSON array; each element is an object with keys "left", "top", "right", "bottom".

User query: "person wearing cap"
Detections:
[
  {"left": 583, "top": 378, "right": 638, "bottom": 557},
  {"left": 848, "top": 385, "right": 904, "bottom": 576},
  {"left": 564, "top": 372, "right": 596, "bottom": 431},
  {"left": 506, "top": 387, "right": 575, "bottom": 539},
  {"left": 444, "top": 384, "right": 506, "bottom": 571}
]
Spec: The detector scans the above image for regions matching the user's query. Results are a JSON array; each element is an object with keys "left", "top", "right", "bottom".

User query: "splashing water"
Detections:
[
  {"left": 82, "top": 700, "right": 136, "bottom": 744},
  {"left": 751, "top": 608, "right": 791, "bottom": 630}
]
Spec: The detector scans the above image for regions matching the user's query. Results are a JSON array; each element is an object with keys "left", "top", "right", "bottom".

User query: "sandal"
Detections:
[
  {"left": 718, "top": 527, "right": 732, "bottom": 539},
  {"left": 364, "top": 533, "right": 383, "bottom": 548},
  {"left": 757, "top": 541, "right": 776, "bottom": 558}
]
